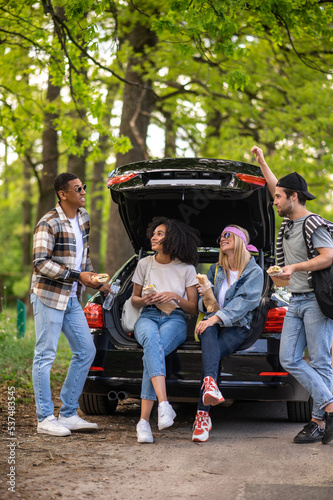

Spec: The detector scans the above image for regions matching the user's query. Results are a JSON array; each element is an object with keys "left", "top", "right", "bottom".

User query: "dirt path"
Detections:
[{"left": 1, "top": 393, "right": 333, "bottom": 500}]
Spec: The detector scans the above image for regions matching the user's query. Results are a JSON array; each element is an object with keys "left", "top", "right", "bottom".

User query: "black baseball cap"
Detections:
[{"left": 276, "top": 172, "right": 316, "bottom": 200}]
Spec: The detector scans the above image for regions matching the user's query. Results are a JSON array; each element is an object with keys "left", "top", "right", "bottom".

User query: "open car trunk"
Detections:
[
  {"left": 102, "top": 251, "right": 273, "bottom": 351},
  {"left": 102, "top": 158, "right": 275, "bottom": 349}
]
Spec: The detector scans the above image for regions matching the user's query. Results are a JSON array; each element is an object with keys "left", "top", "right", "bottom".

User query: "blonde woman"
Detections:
[{"left": 193, "top": 225, "right": 263, "bottom": 442}]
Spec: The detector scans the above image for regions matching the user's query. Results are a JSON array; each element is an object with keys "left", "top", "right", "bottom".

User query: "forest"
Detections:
[{"left": 1, "top": 0, "right": 333, "bottom": 307}]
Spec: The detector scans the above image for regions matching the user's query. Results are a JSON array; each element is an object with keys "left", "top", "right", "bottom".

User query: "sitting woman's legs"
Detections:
[
  {"left": 198, "top": 324, "right": 249, "bottom": 411},
  {"left": 135, "top": 309, "right": 187, "bottom": 420}
]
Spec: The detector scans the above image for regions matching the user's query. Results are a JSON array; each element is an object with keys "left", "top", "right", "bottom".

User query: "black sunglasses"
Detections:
[
  {"left": 64, "top": 184, "right": 87, "bottom": 194},
  {"left": 75, "top": 184, "right": 86, "bottom": 193},
  {"left": 284, "top": 220, "right": 294, "bottom": 240},
  {"left": 217, "top": 232, "right": 232, "bottom": 244}
]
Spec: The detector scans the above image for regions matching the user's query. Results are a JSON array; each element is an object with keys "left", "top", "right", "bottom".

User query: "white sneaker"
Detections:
[
  {"left": 158, "top": 401, "right": 176, "bottom": 430},
  {"left": 37, "top": 415, "right": 71, "bottom": 437},
  {"left": 58, "top": 413, "right": 98, "bottom": 431},
  {"left": 192, "top": 410, "right": 212, "bottom": 442},
  {"left": 136, "top": 419, "right": 154, "bottom": 443}
]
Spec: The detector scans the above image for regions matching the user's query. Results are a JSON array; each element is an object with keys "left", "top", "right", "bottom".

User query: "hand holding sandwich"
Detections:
[
  {"left": 196, "top": 273, "right": 219, "bottom": 313},
  {"left": 142, "top": 284, "right": 179, "bottom": 314},
  {"left": 82, "top": 272, "right": 112, "bottom": 292},
  {"left": 266, "top": 265, "right": 290, "bottom": 286}
]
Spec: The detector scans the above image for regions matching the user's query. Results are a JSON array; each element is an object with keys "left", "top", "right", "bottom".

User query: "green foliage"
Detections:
[{"left": 1, "top": 0, "right": 333, "bottom": 290}]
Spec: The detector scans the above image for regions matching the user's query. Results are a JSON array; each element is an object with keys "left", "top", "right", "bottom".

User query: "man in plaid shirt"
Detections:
[{"left": 30, "top": 173, "right": 111, "bottom": 436}]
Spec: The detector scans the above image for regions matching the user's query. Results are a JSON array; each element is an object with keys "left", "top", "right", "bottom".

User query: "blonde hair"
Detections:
[{"left": 218, "top": 225, "right": 251, "bottom": 284}]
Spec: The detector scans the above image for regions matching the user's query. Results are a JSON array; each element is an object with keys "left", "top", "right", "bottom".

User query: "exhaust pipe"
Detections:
[
  {"left": 107, "top": 390, "right": 129, "bottom": 401},
  {"left": 107, "top": 391, "right": 118, "bottom": 401},
  {"left": 117, "top": 391, "right": 129, "bottom": 401}
]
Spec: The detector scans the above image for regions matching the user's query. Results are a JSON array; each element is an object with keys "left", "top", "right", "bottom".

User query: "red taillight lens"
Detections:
[
  {"left": 264, "top": 307, "right": 287, "bottom": 333},
  {"left": 236, "top": 173, "right": 266, "bottom": 186},
  {"left": 107, "top": 173, "right": 138, "bottom": 186},
  {"left": 259, "top": 372, "right": 289, "bottom": 376},
  {"left": 84, "top": 303, "right": 104, "bottom": 329}
]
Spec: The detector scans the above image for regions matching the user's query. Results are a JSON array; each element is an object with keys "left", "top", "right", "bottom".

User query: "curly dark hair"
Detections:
[{"left": 146, "top": 217, "right": 200, "bottom": 266}]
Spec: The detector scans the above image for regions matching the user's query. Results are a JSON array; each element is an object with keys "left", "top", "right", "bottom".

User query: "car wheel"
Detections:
[
  {"left": 79, "top": 393, "right": 118, "bottom": 415},
  {"left": 287, "top": 399, "right": 313, "bottom": 423}
]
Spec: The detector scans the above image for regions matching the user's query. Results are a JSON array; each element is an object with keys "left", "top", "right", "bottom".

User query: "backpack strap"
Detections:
[
  {"left": 302, "top": 214, "right": 333, "bottom": 257},
  {"left": 302, "top": 214, "right": 333, "bottom": 287},
  {"left": 276, "top": 217, "right": 289, "bottom": 267}
]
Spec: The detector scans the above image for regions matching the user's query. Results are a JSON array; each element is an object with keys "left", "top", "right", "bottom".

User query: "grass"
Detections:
[{"left": 0, "top": 307, "right": 72, "bottom": 405}]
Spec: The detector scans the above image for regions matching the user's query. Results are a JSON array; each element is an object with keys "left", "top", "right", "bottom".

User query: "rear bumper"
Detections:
[
  {"left": 83, "top": 374, "right": 309, "bottom": 403},
  {"left": 83, "top": 336, "right": 310, "bottom": 404}
]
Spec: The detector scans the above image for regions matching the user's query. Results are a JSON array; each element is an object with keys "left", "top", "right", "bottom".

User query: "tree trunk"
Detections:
[
  {"left": 89, "top": 82, "right": 119, "bottom": 271},
  {"left": 36, "top": 74, "right": 60, "bottom": 222},
  {"left": 163, "top": 110, "right": 176, "bottom": 157},
  {"left": 104, "top": 22, "right": 157, "bottom": 277},
  {"left": 22, "top": 155, "right": 32, "bottom": 270},
  {"left": 67, "top": 130, "right": 89, "bottom": 180}
]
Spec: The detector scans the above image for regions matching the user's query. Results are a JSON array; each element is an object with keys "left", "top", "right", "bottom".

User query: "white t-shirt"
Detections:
[
  {"left": 69, "top": 215, "right": 84, "bottom": 297},
  {"left": 218, "top": 270, "right": 239, "bottom": 308},
  {"left": 132, "top": 255, "right": 198, "bottom": 304}
]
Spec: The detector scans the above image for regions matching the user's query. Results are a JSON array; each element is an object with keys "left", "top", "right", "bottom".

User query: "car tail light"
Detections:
[
  {"left": 107, "top": 173, "right": 138, "bottom": 186},
  {"left": 89, "top": 366, "right": 104, "bottom": 372},
  {"left": 84, "top": 303, "right": 104, "bottom": 329},
  {"left": 263, "top": 307, "right": 287, "bottom": 333},
  {"left": 236, "top": 173, "right": 266, "bottom": 186},
  {"left": 259, "top": 372, "right": 289, "bottom": 376}
]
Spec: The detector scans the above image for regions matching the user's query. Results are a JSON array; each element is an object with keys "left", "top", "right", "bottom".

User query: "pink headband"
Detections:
[{"left": 221, "top": 226, "right": 258, "bottom": 253}]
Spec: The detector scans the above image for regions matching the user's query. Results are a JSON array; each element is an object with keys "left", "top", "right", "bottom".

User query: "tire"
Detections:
[
  {"left": 287, "top": 398, "right": 313, "bottom": 423},
  {"left": 79, "top": 393, "right": 118, "bottom": 416}
]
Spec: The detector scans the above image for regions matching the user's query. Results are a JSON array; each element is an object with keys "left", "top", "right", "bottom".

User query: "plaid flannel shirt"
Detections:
[{"left": 30, "top": 203, "right": 94, "bottom": 310}]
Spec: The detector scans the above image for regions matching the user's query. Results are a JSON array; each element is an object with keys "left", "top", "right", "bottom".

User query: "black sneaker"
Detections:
[
  {"left": 294, "top": 421, "right": 324, "bottom": 444},
  {"left": 322, "top": 412, "right": 333, "bottom": 445}
]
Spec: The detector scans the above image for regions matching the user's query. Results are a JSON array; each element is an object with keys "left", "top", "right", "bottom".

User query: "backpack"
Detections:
[{"left": 302, "top": 214, "right": 333, "bottom": 319}]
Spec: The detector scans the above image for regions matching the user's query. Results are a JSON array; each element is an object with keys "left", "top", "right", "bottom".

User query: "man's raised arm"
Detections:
[{"left": 251, "top": 146, "right": 278, "bottom": 199}]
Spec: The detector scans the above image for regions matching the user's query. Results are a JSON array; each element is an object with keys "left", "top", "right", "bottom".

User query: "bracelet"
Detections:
[
  {"left": 96, "top": 284, "right": 103, "bottom": 290},
  {"left": 176, "top": 295, "right": 181, "bottom": 305}
]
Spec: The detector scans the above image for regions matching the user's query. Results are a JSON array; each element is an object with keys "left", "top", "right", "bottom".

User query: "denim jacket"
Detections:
[{"left": 199, "top": 257, "right": 263, "bottom": 329}]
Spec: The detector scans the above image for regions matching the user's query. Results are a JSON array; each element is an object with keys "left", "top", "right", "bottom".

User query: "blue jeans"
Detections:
[
  {"left": 31, "top": 293, "right": 96, "bottom": 421},
  {"left": 279, "top": 292, "right": 333, "bottom": 420},
  {"left": 134, "top": 307, "right": 187, "bottom": 400},
  {"left": 198, "top": 323, "right": 249, "bottom": 411}
]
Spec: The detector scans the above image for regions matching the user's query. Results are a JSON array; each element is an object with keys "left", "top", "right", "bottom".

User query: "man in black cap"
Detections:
[{"left": 251, "top": 145, "right": 333, "bottom": 445}]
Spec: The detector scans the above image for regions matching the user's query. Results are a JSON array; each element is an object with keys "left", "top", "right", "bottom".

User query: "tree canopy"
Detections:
[{"left": 1, "top": 0, "right": 333, "bottom": 303}]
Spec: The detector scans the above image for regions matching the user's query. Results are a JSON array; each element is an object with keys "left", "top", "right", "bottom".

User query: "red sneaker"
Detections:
[
  {"left": 192, "top": 410, "right": 212, "bottom": 442},
  {"left": 201, "top": 376, "right": 225, "bottom": 406}
]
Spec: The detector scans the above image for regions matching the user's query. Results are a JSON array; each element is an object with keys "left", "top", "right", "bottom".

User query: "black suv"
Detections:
[{"left": 80, "top": 158, "right": 311, "bottom": 422}]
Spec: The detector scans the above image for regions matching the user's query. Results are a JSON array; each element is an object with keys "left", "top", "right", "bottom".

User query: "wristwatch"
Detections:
[{"left": 176, "top": 295, "right": 181, "bottom": 305}]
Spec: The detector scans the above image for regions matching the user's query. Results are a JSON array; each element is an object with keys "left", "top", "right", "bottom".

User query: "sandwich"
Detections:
[
  {"left": 267, "top": 265, "right": 282, "bottom": 276},
  {"left": 196, "top": 273, "right": 210, "bottom": 288},
  {"left": 143, "top": 284, "right": 157, "bottom": 294},
  {"left": 91, "top": 273, "right": 110, "bottom": 283},
  {"left": 196, "top": 273, "right": 219, "bottom": 313}
]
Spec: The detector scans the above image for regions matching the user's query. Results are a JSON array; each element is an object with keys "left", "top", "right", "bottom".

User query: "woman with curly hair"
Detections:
[
  {"left": 131, "top": 217, "right": 199, "bottom": 443},
  {"left": 192, "top": 225, "right": 263, "bottom": 442}
]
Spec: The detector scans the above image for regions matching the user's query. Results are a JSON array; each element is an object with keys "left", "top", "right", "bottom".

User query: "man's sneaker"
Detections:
[
  {"left": 58, "top": 413, "right": 98, "bottom": 431},
  {"left": 136, "top": 419, "right": 154, "bottom": 443},
  {"left": 37, "top": 415, "right": 71, "bottom": 437},
  {"left": 202, "top": 376, "right": 225, "bottom": 406},
  {"left": 293, "top": 421, "right": 324, "bottom": 444},
  {"left": 322, "top": 412, "right": 333, "bottom": 445},
  {"left": 158, "top": 401, "right": 176, "bottom": 430},
  {"left": 192, "top": 410, "right": 212, "bottom": 443}
]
